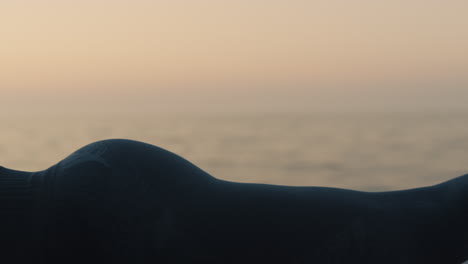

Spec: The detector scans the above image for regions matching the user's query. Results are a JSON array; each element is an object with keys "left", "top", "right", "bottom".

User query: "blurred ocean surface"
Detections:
[{"left": 1, "top": 112, "right": 468, "bottom": 191}]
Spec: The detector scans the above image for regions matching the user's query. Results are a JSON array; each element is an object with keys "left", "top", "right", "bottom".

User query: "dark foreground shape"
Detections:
[{"left": 1, "top": 139, "right": 468, "bottom": 263}]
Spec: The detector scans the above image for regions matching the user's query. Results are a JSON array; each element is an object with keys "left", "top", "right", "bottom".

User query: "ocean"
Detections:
[{"left": 1, "top": 112, "right": 468, "bottom": 191}]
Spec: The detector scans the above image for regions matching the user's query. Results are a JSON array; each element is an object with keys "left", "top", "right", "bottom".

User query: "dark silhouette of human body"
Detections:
[{"left": 1, "top": 139, "right": 467, "bottom": 263}]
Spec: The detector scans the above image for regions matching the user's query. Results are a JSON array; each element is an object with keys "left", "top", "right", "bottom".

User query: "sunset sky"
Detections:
[{"left": 1, "top": 1, "right": 467, "bottom": 114}]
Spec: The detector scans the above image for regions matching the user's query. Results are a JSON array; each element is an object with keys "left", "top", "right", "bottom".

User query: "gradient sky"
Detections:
[{"left": 1, "top": 1, "right": 467, "bottom": 114}]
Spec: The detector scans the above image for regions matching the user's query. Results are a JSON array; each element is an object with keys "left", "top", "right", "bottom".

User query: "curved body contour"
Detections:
[{"left": 1, "top": 139, "right": 467, "bottom": 263}]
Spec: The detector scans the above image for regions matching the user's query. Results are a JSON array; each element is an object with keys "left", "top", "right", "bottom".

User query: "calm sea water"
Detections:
[{"left": 1, "top": 112, "right": 468, "bottom": 191}]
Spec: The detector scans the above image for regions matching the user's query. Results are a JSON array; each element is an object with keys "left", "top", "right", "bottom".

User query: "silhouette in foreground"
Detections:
[{"left": 1, "top": 139, "right": 467, "bottom": 263}]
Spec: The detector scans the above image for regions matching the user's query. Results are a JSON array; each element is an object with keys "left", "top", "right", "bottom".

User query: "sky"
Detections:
[{"left": 1, "top": 0, "right": 467, "bottom": 114}]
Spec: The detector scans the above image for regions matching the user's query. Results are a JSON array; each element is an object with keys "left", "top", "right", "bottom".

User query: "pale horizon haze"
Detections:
[{"left": 1, "top": 1, "right": 467, "bottom": 114}]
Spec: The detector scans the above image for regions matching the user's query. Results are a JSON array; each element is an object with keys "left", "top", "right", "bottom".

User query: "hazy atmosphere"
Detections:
[
  {"left": 1, "top": 0, "right": 467, "bottom": 114},
  {"left": 3, "top": 3, "right": 468, "bottom": 263},
  {"left": 1, "top": 1, "right": 467, "bottom": 191}
]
